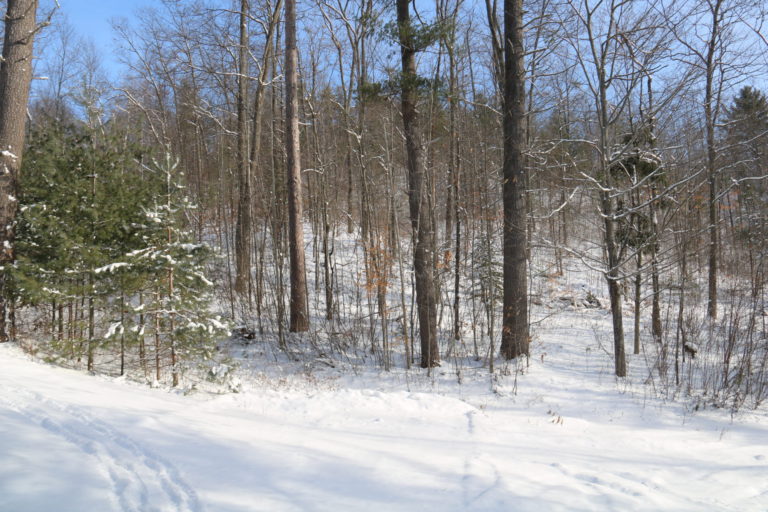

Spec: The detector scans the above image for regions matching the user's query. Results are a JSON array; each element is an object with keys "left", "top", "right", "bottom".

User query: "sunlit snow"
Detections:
[{"left": 1, "top": 329, "right": 766, "bottom": 511}]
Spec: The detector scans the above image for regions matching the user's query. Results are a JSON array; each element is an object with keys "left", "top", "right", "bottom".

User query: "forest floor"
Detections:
[{"left": 2, "top": 271, "right": 767, "bottom": 512}]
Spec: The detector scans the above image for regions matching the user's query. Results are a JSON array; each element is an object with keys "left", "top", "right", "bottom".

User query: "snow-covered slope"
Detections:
[{"left": 1, "top": 337, "right": 766, "bottom": 512}]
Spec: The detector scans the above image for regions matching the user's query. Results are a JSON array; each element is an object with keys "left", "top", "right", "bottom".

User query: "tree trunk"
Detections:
[
  {"left": 634, "top": 251, "right": 641, "bottom": 355},
  {"left": 87, "top": 295, "right": 94, "bottom": 372},
  {"left": 705, "top": 0, "right": 723, "bottom": 320},
  {"left": 234, "top": 0, "right": 252, "bottom": 297},
  {"left": 0, "top": 0, "right": 39, "bottom": 341},
  {"left": 397, "top": 0, "right": 439, "bottom": 368},
  {"left": 452, "top": 155, "right": 462, "bottom": 344},
  {"left": 285, "top": 0, "right": 309, "bottom": 332},
  {"left": 602, "top": 189, "right": 627, "bottom": 377},
  {"left": 500, "top": 0, "right": 529, "bottom": 360}
]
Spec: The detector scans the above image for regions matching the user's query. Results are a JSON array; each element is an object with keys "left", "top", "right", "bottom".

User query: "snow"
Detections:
[
  {"left": 104, "top": 322, "right": 124, "bottom": 339},
  {"left": 208, "top": 317, "right": 228, "bottom": 331},
  {"left": 193, "top": 271, "right": 214, "bottom": 287},
  {"left": 94, "top": 262, "right": 131, "bottom": 274},
  {"left": 1, "top": 330, "right": 767, "bottom": 512},
  {"left": 178, "top": 243, "right": 204, "bottom": 252}
]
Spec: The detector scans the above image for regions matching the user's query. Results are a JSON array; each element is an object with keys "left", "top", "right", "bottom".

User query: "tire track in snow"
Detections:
[{"left": 0, "top": 384, "right": 202, "bottom": 512}]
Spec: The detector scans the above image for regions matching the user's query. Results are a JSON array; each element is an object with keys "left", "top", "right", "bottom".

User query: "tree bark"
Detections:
[
  {"left": 634, "top": 251, "right": 641, "bottom": 355},
  {"left": 234, "top": 0, "right": 252, "bottom": 297},
  {"left": 0, "top": 0, "right": 39, "bottom": 341},
  {"left": 705, "top": 0, "right": 723, "bottom": 320},
  {"left": 397, "top": 0, "right": 439, "bottom": 368},
  {"left": 500, "top": 0, "right": 529, "bottom": 359},
  {"left": 285, "top": 0, "right": 309, "bottom": 332}
]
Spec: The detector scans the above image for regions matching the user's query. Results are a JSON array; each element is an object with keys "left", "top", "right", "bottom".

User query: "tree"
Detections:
[
  {"left": 234, "top": 0, "right": 252, "bottom": 297},
  {"left": 722, "top": 86, "right": 768, "bottom": 295},
  {"left": 500, "top": 0, "right": 529, "bottom": 360},
  {"left": 703, "top": 0, "right": 724, "bottom": 320},
  {"left": 127, "top": 154, "right": 227, "bottom": 386},
  {"left": 14, "top": 124, "right": 153, "bottom": 369},
  {"left": 671, "top": 0, "right": 754, "bottom": 320},
  {"left": 0, "top": 0, "right": 40, "bottom": 341},
  {"left": 286, "top": 0, "right": 309, "bottom": 332},
  {"left": 724, "top": 86, "right": 768, "bottom": 164},
  {"left": 396, "top": 0, "right": 439, "bottom": 368},
  {"left": 556, "top": 0, "right": 668, "bottom": 376},
  {"left": 32, "top": 16, "right": 77, "bottom": 123},
  {"left": 434, "top": 0, "right": 464, "bottom": 349},
  {"left": 14, "top": 127, "right": 225, "bottom": 384}
]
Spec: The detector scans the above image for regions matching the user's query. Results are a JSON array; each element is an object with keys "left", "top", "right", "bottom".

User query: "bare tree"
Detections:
[
  {"left": 556, "top": 0, "right": 670, "bottom": 376},
  {"left": 286, "top": 0, "right": 309, "bottom": 332},
  {"left": 500, "top": 0, "right": 529, "bottom": 359},
  {"left": 435, "top": 0, "right": 463, "bottom": 348},
  {"left": 397, "top": 0, "right": 439, "bottom": 368},
  {"left": 666, "top": 0, "right": 759, "bottom": 323},
  {"left": 703, "top": 0, "right": 723, "bottom": 321},
  {"left": 234, "top": 0, "right": 252, "bottom": 297},
  {"left": 32, "top": 15, "right": 76, "bottom": 122}
]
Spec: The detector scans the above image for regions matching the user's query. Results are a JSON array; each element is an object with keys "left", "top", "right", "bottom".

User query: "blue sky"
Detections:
[{"left": 55, "top": 0, "right": 147, "bottom": 75}]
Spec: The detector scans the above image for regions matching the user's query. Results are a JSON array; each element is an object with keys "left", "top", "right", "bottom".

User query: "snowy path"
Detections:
[
  {"left": 0, "top": 384, "right": 200, "bottom": 512},
  {"left": 1, "top": 342, "right": 767, "bottom": 511}
]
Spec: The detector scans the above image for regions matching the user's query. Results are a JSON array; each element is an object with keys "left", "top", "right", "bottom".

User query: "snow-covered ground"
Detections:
[{"left": 2, "top": 308, "right": 767, "bottom": 512}]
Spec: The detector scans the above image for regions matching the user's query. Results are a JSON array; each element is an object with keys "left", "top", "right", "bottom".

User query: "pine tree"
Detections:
[
  {"left": 13, "top": 125, "right": 226, "bottom": 383},
  {"left": 723, "top": 86, "right": 768, "bottom": 275},
  {"left": 123, "top": 154, "right": 227, "bottom": 386}
]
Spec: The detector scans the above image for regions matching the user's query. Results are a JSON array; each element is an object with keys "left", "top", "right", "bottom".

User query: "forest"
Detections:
[{"left": 0, "top": 0, "right": 766, "bottom": 411}]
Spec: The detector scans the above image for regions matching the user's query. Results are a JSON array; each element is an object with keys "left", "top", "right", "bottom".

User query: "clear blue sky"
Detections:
[{"left": 55, "top": 0, "right": 147, "bottom": 76}]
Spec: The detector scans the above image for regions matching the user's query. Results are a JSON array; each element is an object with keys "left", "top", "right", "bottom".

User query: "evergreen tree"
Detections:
[
  {"left": 122, "top": 154, "right": 227, "bottom": 386},
  {"left": 725, "top": 86, "right": 768, "bottom": 151},
  {"left": 724, "top": 87, "right": 768, "bottom": 244},
  {"left": 12, "top": 124, "right": 226, "bottom": 384}
]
